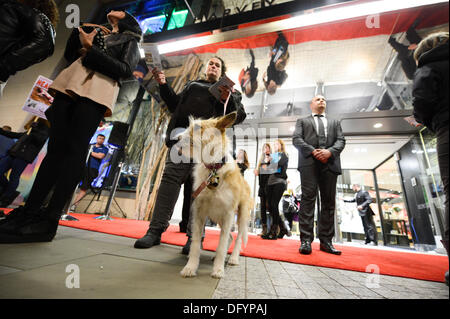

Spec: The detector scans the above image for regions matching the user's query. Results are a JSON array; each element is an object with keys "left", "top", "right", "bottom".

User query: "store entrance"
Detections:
[{"left": 326, "top": 135, "right": 415, "bottom": 248}]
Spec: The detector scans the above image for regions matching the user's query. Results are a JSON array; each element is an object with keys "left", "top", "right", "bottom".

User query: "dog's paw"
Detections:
[
  {"left": 228, "top": 256, "right": 240, "bottom": 266},
  {"left": 180, "top": 265, "right": 197, "bottom": 277},
  {"left": 211, "top": 267, "right": 225, "bottom": 279}
]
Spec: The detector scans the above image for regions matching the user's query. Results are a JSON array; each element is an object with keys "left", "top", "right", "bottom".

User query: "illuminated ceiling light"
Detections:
[
  {"left": 157, "top": 0, "right": 447, "bottom": 54},
  {"left": 289, "top": 126, "right": 295, "bottom": 132},
  {"left": 373, "top": 123, "right": 383, "bottom": 128}
]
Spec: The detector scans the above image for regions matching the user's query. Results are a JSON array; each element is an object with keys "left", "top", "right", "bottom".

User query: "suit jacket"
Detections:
[
  {"left": 344, "top": 190, "right": 375, "bottom": 217},
  {"left": 292, "top": 115, "right": 345, "bottom": 175}
]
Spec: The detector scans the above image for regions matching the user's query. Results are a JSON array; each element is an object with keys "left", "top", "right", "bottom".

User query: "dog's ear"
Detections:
[{"left": 217, "top": 112, "right": 237, "bottom": 130}]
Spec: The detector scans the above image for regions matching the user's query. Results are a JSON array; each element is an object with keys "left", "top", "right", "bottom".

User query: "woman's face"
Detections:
[
  {"left": 264, "top": 145, "right": 270, "bottom": 154},
  {"left": 274, "top": 141, "right": 281, "bottom": 152},
  {"left": 107, "top": 10, "right": 126, "bottom": 25},
  {"left": 237, "top": 150, "right": 244, "bottom": 161},
  {"left": 205, "top": 58, "right": 222, "bottom": 82}
]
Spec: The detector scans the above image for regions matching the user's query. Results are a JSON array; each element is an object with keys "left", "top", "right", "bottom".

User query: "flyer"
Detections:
[
  {"left": 142, "top": 43, "right": 162, "bottom": 70},
  {"left": 22, "top": 75, "right": 53, "bottom": 120}
]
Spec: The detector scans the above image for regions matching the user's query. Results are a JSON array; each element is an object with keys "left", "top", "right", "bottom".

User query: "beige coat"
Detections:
[{"left": 49, "top": 58, "right": 119, "bottom": 117}]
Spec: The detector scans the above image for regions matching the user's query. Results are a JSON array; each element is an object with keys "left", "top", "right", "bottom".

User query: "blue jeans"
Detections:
[{"left": 0, "top": 155, "right": 28, "bottom": 199}]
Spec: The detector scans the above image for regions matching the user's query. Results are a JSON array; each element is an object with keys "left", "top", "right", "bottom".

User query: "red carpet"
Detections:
[{"left": 1, "top": 209, "right": 447, "bottom": 282}]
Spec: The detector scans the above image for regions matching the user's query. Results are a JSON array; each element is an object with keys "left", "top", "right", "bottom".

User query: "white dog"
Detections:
[{"left": 177, "top": 112, "right": 252, "bottom": 278}]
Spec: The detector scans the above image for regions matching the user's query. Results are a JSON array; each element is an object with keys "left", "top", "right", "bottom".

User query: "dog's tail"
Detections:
[{"left": 237, "top": 198, "right": 253, "bottom": 248}]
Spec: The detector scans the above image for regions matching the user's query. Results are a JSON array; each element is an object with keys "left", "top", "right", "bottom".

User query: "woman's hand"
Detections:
[
  {"left": 152, "top": 68, "right": 166, "bottom": 85},
  {"left": 218, "top": 85, "right": 232, "bottom": 103},
  {"left": 78, "top": 27, "right": 97, "bottom": 50}
]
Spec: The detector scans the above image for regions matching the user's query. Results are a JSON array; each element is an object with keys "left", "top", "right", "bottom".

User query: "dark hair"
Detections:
[
  {"left": 212, "top": 56, "right": 227, "bottom": 77},
  {"left": 19, "top": 0, "right": 60, "bottom": 27},
  {"left": 414, "top": 32, "right": 449, "bottom": 62},
  {"left": 97, "top": 134, "right": 105, "bottom": 138},
  {"left": 2, "top": 125, "right": 12, "bottom": 132}
]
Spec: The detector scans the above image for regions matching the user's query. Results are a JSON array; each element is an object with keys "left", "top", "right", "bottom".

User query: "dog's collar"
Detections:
[
  {"left": 204, "top": 157, "right": 227, "bottom": 171},
  {"left": 204, "top": 163, "right": 224, "bottom": 170}
]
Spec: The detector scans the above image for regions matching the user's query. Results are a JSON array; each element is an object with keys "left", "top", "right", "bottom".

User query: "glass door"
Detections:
[
  {"left": 337, "top": 170, "right": 382, "bottom": 244},
  {"left": 375, "top": 156, "right": 414, "bottom": 247}
]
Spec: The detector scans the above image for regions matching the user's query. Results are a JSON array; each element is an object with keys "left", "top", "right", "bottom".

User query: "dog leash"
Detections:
[
  {"left": 191, "top": 163, "right": 225, "bottom": 199},
  {"left": 191, "top": 170, "right": 215, "bottom": 200}
]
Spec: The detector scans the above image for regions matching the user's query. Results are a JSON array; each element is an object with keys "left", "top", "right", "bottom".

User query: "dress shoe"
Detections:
[
  {"left": 134, "top": 231, "right": 161, "bottom": 248},
  {"left": 299, "top": 240, "right": 312, "bottom": 255},
  {"left": 181, "top": 236, "right": 204, "bottom": 255},
  {"left": 320, "top": 242, "right": 342, "bottom": 255}
]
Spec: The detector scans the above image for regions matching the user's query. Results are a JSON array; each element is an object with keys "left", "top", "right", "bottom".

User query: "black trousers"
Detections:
[
  {"left": 266, "top": 182, "right": 286, "bottom": 230},
  {"left": 298, "top": 163, "right": 338, "bottom": 243},
  {"left": 24, "top": 93, "right": 106, "bottom": 220},
  {"left": 437, "top": 125, "right": 449, "bottom": 243},
  {"left": 259, "top": 193, "right": 268, "bottom": 226},
  {"left": 179, "top": 173, "right": 193, "bottom": 230},
  {"left": 361, "top": 213, "right": 377, "bottom": 243},
  {"left": 148, "top": 153, "right": 194, "bottom": 234}
]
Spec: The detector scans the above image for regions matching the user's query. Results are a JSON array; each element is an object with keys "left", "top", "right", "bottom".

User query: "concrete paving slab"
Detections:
[
  {"left": 0, "top": 237, "right": 128, "bottom": 270},
  {"left": 0, "top": 253, "right": 218, "bottom": 299}
]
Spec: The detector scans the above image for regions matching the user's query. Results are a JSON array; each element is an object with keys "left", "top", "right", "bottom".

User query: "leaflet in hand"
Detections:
[
  {"left": 208, "top": 74, "right": 235, "bottom": 101},
  {"left": 142, "top": 43, "right": 162, "bottom": 70}
]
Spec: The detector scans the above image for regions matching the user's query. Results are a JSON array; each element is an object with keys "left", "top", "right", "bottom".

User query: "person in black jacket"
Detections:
[
  {"left": 255, "top": 143, "right": 272, "bottom": 237},
  {"left": 0, "top": 0, "right": 59, "bottom": 97},
  {"left": 0, "top": 10, "right": 141, "bottom": 244},
  {"left": 293, "top": 95, "right": 346, "bottom": 255},
  {"left": 0, "top": 117, "right": 50, "bottom": 207},
  {"left": 263, "top": 31, "right": 289, "bottom": 96},
  {"left": 134, "top": 56, "right": 246, "bottom": 250},
  {"left": 262, "top": 139, "right": 290, "bottom": 240},
  {"left": 343, "top": 184, "right": 378, "bottom": 246},
  {"left": 412, "top": 31, "right": 449, "bottom": 286}
]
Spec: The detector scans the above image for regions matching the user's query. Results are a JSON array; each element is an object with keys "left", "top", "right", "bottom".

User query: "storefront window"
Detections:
[{"left": 375, "top": 156, "right": 413, "bottom": 247}]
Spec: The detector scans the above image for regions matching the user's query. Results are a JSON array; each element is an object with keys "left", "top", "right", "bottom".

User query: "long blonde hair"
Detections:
[
  {"left": 257, "top": 143, "right": 271, "bottom": 170},
  {"left": 274, "top": 139, "right": 287, "bottom": 154}
]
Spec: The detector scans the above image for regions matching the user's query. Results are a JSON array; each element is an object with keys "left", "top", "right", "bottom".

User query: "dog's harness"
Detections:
[{"left": 191, "top": 162, "right": 225, "bottom": 200}]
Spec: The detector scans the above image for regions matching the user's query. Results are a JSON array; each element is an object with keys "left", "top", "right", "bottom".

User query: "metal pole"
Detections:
[{"left": 95, "top": 159, "right": 122, "bottom": 221}]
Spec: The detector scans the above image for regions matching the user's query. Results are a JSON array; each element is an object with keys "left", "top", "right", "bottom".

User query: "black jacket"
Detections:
[
  {"left": 63, "top": 12, "right": 141, "bottom": 85},
  {"left": 292, "top": 115, "right": 345, "bottom": 175},
  {"left": 159, "top": 80, "right": 246, "bottom": 148},
  {"left": 413, "top": 43, "right": 449, "bottom": 133},
  {"left": 0, "top": 0, "right": 55, "bottom": 82},
  {"left": 344, "top": 190, "right": 374, "bottom": 217},
  {"left": 0, "top": 122, "right": 50, "bottom": 163}
]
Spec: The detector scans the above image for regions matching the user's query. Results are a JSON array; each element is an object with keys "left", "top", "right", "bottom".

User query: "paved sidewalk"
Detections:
[{"left": 0, "top": 226, "right": 448, "bottom": 299}]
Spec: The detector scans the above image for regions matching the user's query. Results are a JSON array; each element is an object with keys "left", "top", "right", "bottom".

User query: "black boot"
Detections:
[
  {"left": 179, "top": 221, "right": 187, "bottom": 233},
  {"left": 258, "top": 224, "right": 267, "bottom": 237},
  {"left": 0, "top": 208, "right": 58, "bottom": 244},
  {"left": 134, "top": 229, "right": 161, "bottom": 249},
  {"left": 181, "top": 236, "right": 204, "bottom": 255},
  {"left": 261, "top": 225, "right": 278, "bottom": 240}
]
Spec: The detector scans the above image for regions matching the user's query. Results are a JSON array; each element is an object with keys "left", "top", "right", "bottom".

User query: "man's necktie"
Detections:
[{"left": 315, "top": 114, "right": 326, "bottom": 148}]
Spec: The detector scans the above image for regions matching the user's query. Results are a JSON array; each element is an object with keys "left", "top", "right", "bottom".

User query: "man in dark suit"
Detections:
[
  {"left": 293, "top": 95, "right": 345, "bottom": 255},
  {"left": 344, "top": 184, "right": 378, "bottom": 245}
]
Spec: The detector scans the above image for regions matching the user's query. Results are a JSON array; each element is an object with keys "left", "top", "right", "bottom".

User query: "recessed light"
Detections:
[
  {"left": 373, "top": 123, "right": 383, "bottom": 128},
  {"left": 289, "top": 126, "right": 295, "bottom": 132}
]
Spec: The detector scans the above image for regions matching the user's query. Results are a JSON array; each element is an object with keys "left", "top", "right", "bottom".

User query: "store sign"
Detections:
[{"left": 194, "top": 0, "right": 281, "bottom": 23}]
